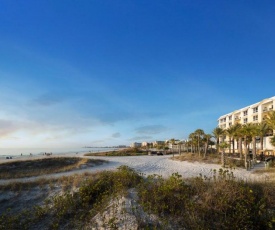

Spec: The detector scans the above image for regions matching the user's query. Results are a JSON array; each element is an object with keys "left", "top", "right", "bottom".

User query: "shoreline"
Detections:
[{"left": 0, "top": 147, "right": 119, "bottom": 162}]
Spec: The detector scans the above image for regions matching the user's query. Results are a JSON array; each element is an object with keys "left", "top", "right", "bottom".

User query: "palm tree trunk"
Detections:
[
  {"left": 238, "top": 137, "right": 243, "bottom": 159},
  {"left": 232, "top": 138, "right": 235, "bottom": 154},
  {"left": 252, "top": 137, "right": 256, "bottom": 162},
  {"left": 229, "top": 137, "right": 232, "bottom": 154},
  {"left": 260, "top": 136, "right": 264, "bottom": 150},
  {"left": 216, "top": 139, "right": 220, "bottom": 154},
  {"left": 243, "top": 137, "right": 248, "bottom": 168},
  {"left": 204, "top": 140, "right": 208, "bottom": 158},
  {"left": 198, "top": 137, "right": 200, "bottom": 156}
]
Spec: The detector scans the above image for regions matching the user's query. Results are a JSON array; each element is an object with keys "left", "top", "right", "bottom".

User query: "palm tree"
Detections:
[
  {"left": 226, "top": 125, "right": 236, "bottom": 154},
  {"left": 240, "top": 123, "right": 257, "bottom": 167},
  {"left": 231, "top": 123, "right": 242, "bottom": 155},
  {"left": 188, "top": 132, "right": 196, "bottom": 153},
  {"left": 219, "top": 141, "right": 229, "bottom": 167},
  {"left": 270, "top": 136, "right": 275, "bottom": 147},
  {"left": 194, "top": 129, "right": 205, "bottom": 156},
  {"left": 264, "top": 110, "right": 275, "bottom": 130},
  {"left": 233, "top": 124, "right": 244, "bottom": 159},
  {"left": 203, "top": 133, "right": 212, "bottom": 158},
  {"left": 169, "top": 138, "right": 176, "bottom": 145},
  {"left": 257, "top": 122, "right": 269, "bottom": 151},
  {"left": 177, "top": 140, "right": 183, "bottom": 155},
  {"left": 250, "top": 123, "right": 260, "bottom": 162},
  {"left": 212, "top": 127, "right": 224, "bottom": 154}
]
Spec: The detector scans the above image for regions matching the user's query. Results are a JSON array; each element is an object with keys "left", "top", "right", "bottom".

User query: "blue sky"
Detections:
[{"left": 0, "top": 0, "right": 275, "bottom": 148}]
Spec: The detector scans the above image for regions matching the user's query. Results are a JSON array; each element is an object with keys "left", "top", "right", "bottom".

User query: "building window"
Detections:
[
  {"left": 229, "top": 122, "right": 232, "bottom": 126},
  {"left": 253, "top": 107, "right": 258, "bottom": 113},
  {"left": 220, "top": 118, "right": 226, "bottom": 123},
  {"left": 243, "top": 110, "right": 248, "bottom": 116},
  {"left": 243, "top": 118, "right": 248, "bottom": 124},
  {"left": 229, "top": 116, "right": 232, "bottom": 121},
  {"left": 253, "top": 115, "right": 258, "bottom": 121}
]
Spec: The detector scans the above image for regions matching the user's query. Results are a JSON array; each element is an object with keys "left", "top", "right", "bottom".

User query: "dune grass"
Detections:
[
  {"left": 173, "top": 152, "right": 221, "bottom": 164},
  {"left": 174, "top": 152, "right": 248, "bottom": 169},
  {"left": 138, "top": 169, "right": 275, "bottom": 229},
  {"left": 1, "top": 166, "right": 275, "bottom": 229},
  {"left": 84, "top": 147, "right": 147, "bottom": 156},
  {"left": 0, "top": 157, "right": 106, "bottom": 179}
]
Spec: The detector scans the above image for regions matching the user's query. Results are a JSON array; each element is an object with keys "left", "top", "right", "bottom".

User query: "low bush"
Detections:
[
  {"left": 1, "top": 167, "right": 274, "bottom": 229},
  {"left": 226, "top": 157, "right": 245, "bottom": 168},
  {"left": 84, "top": 148, "right": 147, "bottom": 156},
  {"left": 138, "top": 168, "right": 275, "bottom": 229},
  {"left": 174, "top": 152, "right": 221, "bottom": 164},
  {"left": 0, "top": 166, "right": 143, "bottom": 230},
  {"left": 0, "top": 158, "right": 106, "bottom": 179}
]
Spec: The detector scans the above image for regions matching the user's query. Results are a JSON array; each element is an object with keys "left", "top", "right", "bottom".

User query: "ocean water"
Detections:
[{"left": 0, "top": 147, "right": 118, "bottom": 158}]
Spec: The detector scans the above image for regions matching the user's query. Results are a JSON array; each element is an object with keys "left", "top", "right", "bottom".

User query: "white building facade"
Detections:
[{"left": 218, "top": 96, "right": 275, "bottom": 150}]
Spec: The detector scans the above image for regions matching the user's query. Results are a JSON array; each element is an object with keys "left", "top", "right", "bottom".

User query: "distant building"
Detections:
[
  {"left": 130, "top": 142, "right": 142, "bottom": 148},
  {"left": 153, "top": 141, "right": 165, "bottom": 147},
  {"left": 142, "top": 142, "right": 149, "bottom": 147}
]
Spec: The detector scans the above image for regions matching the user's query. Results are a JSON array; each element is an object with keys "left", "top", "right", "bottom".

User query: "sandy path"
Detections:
[{"left": 0, "top": 154, "right": 268, "bottom": 185}]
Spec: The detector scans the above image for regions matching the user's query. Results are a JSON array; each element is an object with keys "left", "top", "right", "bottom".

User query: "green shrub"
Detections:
[
  {"left": 138, "top": 169, "right": 275, "bottom": 229},
  {"left": 0, "top": 166, "right": 143, "bottom": 229},
  {"left": 1, "top": 167, "right": 274, "bottom": 229}
]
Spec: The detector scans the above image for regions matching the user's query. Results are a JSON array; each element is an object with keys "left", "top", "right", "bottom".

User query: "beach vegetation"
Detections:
[
  {"left": 84, "top": 147, "right": 147, "bottom": 156},
  {"left": 184, "top": 123, "right": 275, "bottom": 170},
  {"left": 138, "top": 168, "right": 275, "bottom": 229},
  {"left": 212, "top": 127, "right": 225, "bottom": 153},
  {"left": 0, "top": 157, "right": 106, "bottom": 179},
  {"left": 0, "top": 167, "right": 275, "bottom": 229}
]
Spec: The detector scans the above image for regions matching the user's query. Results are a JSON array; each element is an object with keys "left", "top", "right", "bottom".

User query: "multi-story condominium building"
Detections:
[
  {"left": 218, "top": 96, "right": 275, "bottom": 150},
  {"left": 218, "top": 96, "right": 274, "bottom": 128}
]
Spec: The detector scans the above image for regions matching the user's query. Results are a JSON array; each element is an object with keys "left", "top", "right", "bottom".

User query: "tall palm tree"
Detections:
[
  {"left": 240, "top": 123, "right": 256, "bottom": 166},
  {"left": 231, "top": 123, "right": 242, "bottom": 155},
  {"left": 194, "top": 129, "right": 205, "bottom": 156},
  {"left": 250, "top": 123, "right": 260, "bottom": 162},
  {"left": 226, "top": 125, "right": 236, "bottom": 154},
  {"left": 257, "top": 122, "right": 269, "bottom": 151},
  {"left": 203, "top": 133, "right": 212, "bottom": 158},
  {"left": 262, "top": 111, "right": 275, "bottom": 154},
  {"left": 188, "top": 132, "right": 196, "bottom": 153},
  {"left": 233, "top": 124, "right": 244, "bottom": 159},
  {"left": 212, "top": 127, "right": 224, "bottom": 154}
]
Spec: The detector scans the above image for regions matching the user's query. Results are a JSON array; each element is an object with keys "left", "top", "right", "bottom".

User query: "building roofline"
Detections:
[{"left": 218, "top": 96, "right": 275, "bottom": 120}]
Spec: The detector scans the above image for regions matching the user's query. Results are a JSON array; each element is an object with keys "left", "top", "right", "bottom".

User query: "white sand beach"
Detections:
[{"left": 0, "top": 152, "right": 268, "bottom": 184}]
